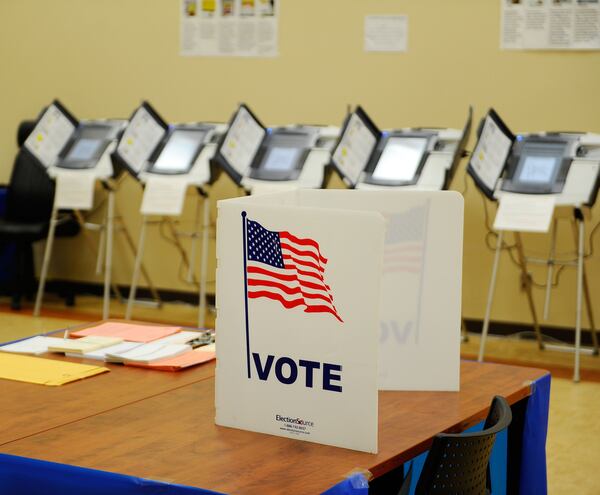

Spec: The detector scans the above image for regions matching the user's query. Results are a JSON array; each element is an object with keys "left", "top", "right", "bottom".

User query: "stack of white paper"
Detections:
[
  {"left": 48, "top": 336, "right": 124, "bottom": 355},
  {"left": 0, "top": 336, "right": 66, "bottom": 356},
  {"left": 144, "top": 330, "right": 201, "bottom": 345},
  {"left": 106, "top": 343, "right": 191, "bottom": 364},
  {"left": 68, "top": 341, "right": 141, "bottom": 362}
]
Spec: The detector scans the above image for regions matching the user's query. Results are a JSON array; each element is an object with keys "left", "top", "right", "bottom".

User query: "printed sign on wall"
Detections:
[
  {"left": 215, "top": 192, "right": 384, "bottom": 453},
  {"left": 181, "top": 0, "right": 279, "bottom": 57}
]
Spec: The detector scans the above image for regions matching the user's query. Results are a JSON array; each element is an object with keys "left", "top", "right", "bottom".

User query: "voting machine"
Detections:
[
  {"left": 22, "top": 100, "right": 129, "bottom": 319},
  {"left": 210, "top": 103, "right": 338, "bottom": 195},
  {"left": 326, "top": 106, "right": 472, "bottom": 191},
  {"left": 468, "top": 108, "right": 600, "bottom": 381},
  {"left": 113, "top": 101, "right": 227, "bottom": 188},
  {"left": 114, "top": 102, "right": 227, "bottom": 326}
]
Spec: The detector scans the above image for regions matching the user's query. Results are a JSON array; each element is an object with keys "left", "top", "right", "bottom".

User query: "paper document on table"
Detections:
[
  {"left": 147, "top": 330, "right": 204, "bottom": 345},
  {"left": 48, "top": 336, "right": 124, "bottom": 355},
  {"left": 70, "top": 321, "right": 181, "bottom": 343},
  {"left": 106, "top": 343, "right": 191, "bottom": 364},
  {"left": 126, "top": 344, "right": 216, "bottom": 371},
  {"left": 71, "top": 341, "right": 141, "bottom": 361},
  {"left": 494, "top": 194, "right": 556, "bottom": 233},
  {"left": 364, "top": 15, "right": 408, "bottom": 52},
  {"left": 24, "top": 104, "right": 75, "bottom": 168},
  {"left": 0, "top": 336, "right": 66, "bottom": 356},
  {"left": 54, "top": 170, "right": 97, "bottom": 210},
  {"left": 0, "top": 353, "right": 109, "bottom": 386},
  {"left": 141, "top": 176, "right": 189, "bottom": 216}
]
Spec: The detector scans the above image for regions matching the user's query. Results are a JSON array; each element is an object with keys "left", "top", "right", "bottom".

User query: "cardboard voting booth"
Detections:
[
  {"left": 215, "top": 189, "right": 463, "bottom": 453},
  {"left": 304, "top": 190, "right": 464, "bottom": 391}
]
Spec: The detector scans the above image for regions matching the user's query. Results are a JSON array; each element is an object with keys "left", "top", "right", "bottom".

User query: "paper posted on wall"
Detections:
[
  {"left": 364, "top": 15, "right": 408, "bottom": 52},
  {"left": 181, "top": 0, "right": 279, "bottom": 57},
  {"left": 501, "top": 0, "right": 600, "bottom": 50}
]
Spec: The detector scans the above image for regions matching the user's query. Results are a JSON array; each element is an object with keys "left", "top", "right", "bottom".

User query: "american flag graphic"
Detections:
[
  {"left": 245, "top": 218, "right": 343, "bottom": 322},
  {"left": 383, "top": 204, "right": 429, "bottom": 274}
]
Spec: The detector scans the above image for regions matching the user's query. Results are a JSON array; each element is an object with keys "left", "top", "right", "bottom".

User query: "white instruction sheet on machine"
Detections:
[
  {"left": 54, "top": 171, "right": 97, "bottom": 211},
  {"left": 141, "top": 176, "right": 189, "bottom": 216},
  {"left": 494, "top": 193, "right": 556, "bottom": 233},
  {"left": 470, "top": 115, "right": 513, "bottom": 193}
]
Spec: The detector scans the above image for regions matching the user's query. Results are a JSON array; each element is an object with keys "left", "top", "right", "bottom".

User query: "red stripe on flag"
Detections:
[
  {"left": 247, "top": 265, "right": 296, "bottom": 282},
  {"left": 247, "top": 277, "right": 335, "bottom": 304},
  {"left": 280, "top": 242, "right": 325, "bottom": 265},
  {"left": 283, "top": 255, "right": 325, "bottom": 273},
  {"left": 305, "top": 305, "right": 343, "bottom": 322},
  {"left": 280, "top": 232, "right": 328, "bottom": 264},
  {"left": 247, "top": 291, "right": 305, "bottom": 309}
]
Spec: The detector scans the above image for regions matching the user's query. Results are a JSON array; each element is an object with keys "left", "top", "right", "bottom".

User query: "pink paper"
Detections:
[
  {"left": 127, "top": 349, "right": 216, "bottom": 371},
  {"left": 70, "top": 322, "right": 181, "bottom": 343}
]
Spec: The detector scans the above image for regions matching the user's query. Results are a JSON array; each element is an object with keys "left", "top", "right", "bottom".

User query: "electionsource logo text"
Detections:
[{"left": 276, "top": 415, "right": 315, "bottom": 428}]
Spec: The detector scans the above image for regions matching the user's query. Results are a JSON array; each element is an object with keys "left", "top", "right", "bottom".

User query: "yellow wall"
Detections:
[{"left": 1, "top": 0, "right": 599, "bottom": 329}]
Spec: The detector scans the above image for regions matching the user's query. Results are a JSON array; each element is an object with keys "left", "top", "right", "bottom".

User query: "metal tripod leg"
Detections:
[
  {"left": 478, "top": 230, "right": 503, "bottom": 362},
  {"left": 543, "top": 218, "right": 558, "bottom": 320},
  {"left": 33, "top": 207, "right": 59, "bottom": 317},
  {"left": 165, "top": 217, "right": 198, "bottom": 286},
  {"left": 573, "top": 217, "right": 585, "bottom": 382},
  {"left": 96, "top": 221, "right": 106, "bottom": 275},
  {"left": 571, "top": 218, "right": 599, "bottom": 356},
  {"left": 73, "top": 210, "right": 122, "bottom": 303},
  {"left": 514, "top": 232, "right": 544, "bottom": 350},
  {"left": 125, "top": 217, "right": 148, "bottom": 320},
  {"left": 116, "top": 210, "right": 161, "bottom": 305},
  {"left": 461, "top": 319, "right": 469, "bottom": 343},
  {"left": 198, "top": 198, "right": 210, "bottom": 329},
  {"left": 102, "top": 190, "right": 115, "bottom": 320},
  {"left": 188, "top": 197, "right": 202, "bottom": 283}
]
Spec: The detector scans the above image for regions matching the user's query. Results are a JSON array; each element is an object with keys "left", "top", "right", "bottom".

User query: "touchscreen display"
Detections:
[
  {"left": 372, "top": 137, "right": 428, "bottom": 182},
  {"left": 152, "top": 129, "right": 206, "bottom": 172},
  {"left": 517, "top": 155, "right": 558, "bottom": 184},
  {"left": 67, "top": 138, "right": 103, "bottom": 161},
  {"left": 263, "top": 147, "right": 301, "bottom": 171}
]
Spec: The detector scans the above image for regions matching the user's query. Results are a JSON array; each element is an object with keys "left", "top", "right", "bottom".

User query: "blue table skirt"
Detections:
[{"left": 0, "top": 374, "right": 550, "bottom": 495}]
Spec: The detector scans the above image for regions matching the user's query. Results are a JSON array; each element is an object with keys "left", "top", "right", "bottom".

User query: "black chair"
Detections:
[
  {"left": 398, "top": 396, "right": 512, "bottom": 495},
  {"left": 0, "top": 121, "right": 80, "bottom": 309}
]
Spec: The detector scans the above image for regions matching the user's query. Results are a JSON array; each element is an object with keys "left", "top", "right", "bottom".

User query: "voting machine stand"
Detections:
[
  {"left": 123, "top": 124, "right": 226, "bottom": 328},
  {"left": 125, "top": 191, "right": 211, "bottom": 328},
  {"left": 472, "top": 124, "right": 600, "bottom": 382},
  {"left": 32, "top": 127, "right": 162, "bottom": 320},
  {"left": 21, "top": 104, "right": 157, "bottom": 320},
  {"left": 479, "top": 204, "right": 599, "bottom": 382}
]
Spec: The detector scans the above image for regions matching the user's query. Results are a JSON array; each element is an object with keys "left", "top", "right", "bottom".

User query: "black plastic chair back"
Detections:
[
  {"left": 414, "top": 396, "right": 512, "bottom": 495},
  {"left": 6, "top": 121, "right": 55, "bottom": 223}
]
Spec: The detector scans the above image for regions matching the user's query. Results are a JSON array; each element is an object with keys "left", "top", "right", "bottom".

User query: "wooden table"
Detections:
[
  {"left": 0, "top": 320, "right": 214, "bottom": 444},
  {"left": 0, "top": 358, "right": 548, "bottom": 495}
]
